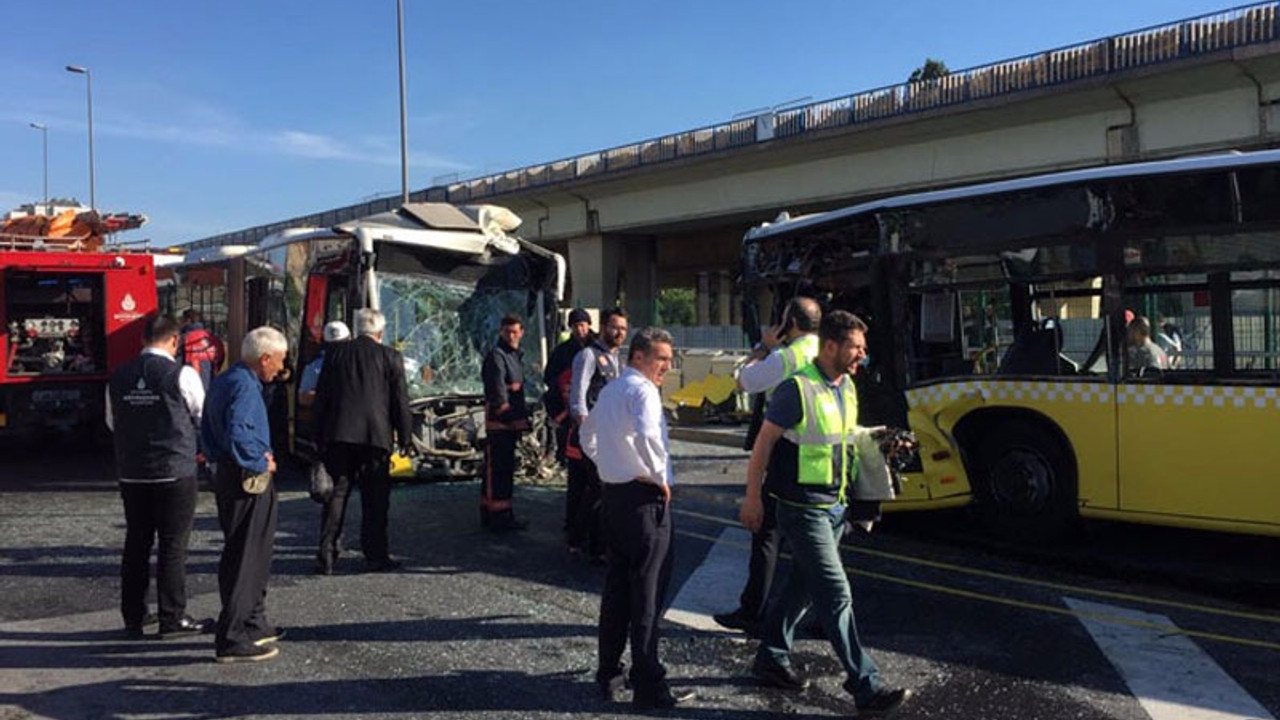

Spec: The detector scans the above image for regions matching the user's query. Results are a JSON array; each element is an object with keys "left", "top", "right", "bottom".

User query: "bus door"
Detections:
[
  {"left": 1114, "top": 276, "right": 1279, "bottom": 528},
  {"left": 293, "top": 271, "right": 350, "bottom": 455}
]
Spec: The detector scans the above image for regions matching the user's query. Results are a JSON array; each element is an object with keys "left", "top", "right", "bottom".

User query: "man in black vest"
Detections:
[
  {"left": 106, "top": 315, "right": 211, "bottom": 639},
  {"left": 566, "top": 306, "right": 628, "bottom": 559}
]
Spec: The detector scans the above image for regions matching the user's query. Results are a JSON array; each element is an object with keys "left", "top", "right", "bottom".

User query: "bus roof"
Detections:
[
  {"left": 255, "top": 202, "right": 524, "bottom": 258},
  {"left": 745, "top": 148, "right": 1280, "bottom": 241}
]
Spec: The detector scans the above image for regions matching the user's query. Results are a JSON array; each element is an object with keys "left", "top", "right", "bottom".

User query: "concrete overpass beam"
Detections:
[{"left": 566, "top": 234, "right": 658, "bottom": 326}]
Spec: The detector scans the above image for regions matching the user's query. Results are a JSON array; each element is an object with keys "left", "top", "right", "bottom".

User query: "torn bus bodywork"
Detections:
[
  {"left": 740, "top": 211, "right": 973, "bottom": 509},
  {"left": 177, "top": 203, "right": 564, "bottom": 479}
]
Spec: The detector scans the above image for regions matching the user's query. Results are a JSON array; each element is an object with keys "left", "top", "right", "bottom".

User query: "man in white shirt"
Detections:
[
  {"left": 106, "top": 315, "right": 209, "bottom": 639},
  {"left": 581, "top": 327, "right": 694, "bottom": 712},
  {"left": 716, "top": 297, "right": 821, "bottom": 636}
]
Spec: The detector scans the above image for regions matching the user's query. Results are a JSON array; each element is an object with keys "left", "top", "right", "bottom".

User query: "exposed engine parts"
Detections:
[{"left": 6, "top": 317, "right": 96, "bottom": 375}]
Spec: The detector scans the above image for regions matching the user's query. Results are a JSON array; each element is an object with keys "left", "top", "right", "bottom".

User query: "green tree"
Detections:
[
  {"left": 909, "top": 58, "right": 950, "bottom": 83},
  {"left": 656, "top": 287, "right": 696, "bottom": 326}
]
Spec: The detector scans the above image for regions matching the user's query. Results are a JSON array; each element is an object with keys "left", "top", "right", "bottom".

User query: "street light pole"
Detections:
[
  {"left": 65, "top": 65, "right": 95, "bottom": 213},
  {"left": 396, "top": 0, "right": 409, "bottom": 205},
  {"left": 29, "top": 122, "right": 47, "bottom": 214}
]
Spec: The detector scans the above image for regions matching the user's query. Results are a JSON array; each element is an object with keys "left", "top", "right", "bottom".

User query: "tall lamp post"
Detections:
[
  {"left": 396, "top": 0, "right": 409, "bottom": 205},
  {"left": 65, "top": 65, "right": 95, "bottom": 213},
  {"left": 29, "top": 122, "right": 47, "bottom": 214}
]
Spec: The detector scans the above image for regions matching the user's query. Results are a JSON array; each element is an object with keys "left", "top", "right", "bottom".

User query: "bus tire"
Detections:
[{"left": 971, "top": 423, "right": 1078, "bottom": 542}]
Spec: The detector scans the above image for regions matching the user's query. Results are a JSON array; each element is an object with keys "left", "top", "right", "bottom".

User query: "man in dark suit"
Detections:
[{"left": 313, "top": 308, "right": 414, "bottom": 574}]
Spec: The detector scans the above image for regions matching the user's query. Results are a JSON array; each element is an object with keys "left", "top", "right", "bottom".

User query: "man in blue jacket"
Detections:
[{"left": 201, "top": 326, "right": 288, "bottom": 663}]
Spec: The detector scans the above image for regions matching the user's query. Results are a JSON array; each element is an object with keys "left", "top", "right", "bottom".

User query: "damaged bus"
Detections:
[
  {"left": 742, "top": 150, "right": 1280, "bottom": 540},
  {"left": 168, "top": 203, "right": 565, "bottom": 479}
]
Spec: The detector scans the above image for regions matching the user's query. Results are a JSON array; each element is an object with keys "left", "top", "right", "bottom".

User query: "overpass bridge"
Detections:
[{"left": 189, "top": 3, "right": 1280, "bottom": 330}]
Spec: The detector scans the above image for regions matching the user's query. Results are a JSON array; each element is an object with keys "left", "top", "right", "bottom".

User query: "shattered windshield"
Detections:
[{"left": 377, "top": 271, "right": 545, "bottom": 400}]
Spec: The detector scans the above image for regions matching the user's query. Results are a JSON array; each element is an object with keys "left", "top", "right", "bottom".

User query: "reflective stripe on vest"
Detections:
[
  {"left": 766, "top": 333, "right": 820, "bottom": 400},
  {"left": 781, "top": 363, "right": 859, "bottom": 497}
]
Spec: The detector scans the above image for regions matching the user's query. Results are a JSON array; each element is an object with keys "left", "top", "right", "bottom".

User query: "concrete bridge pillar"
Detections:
[
  {"left": 566, "top": 234, "right": 657, "bottom": 326},
  {"left": 696, "top": 272, "right": 710, "bottom": 325},
  {"left": 717, "top": 270, "right": 732, "bottom": 326}
]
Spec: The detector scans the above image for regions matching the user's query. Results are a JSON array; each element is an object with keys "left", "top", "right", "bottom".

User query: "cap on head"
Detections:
[
  {"left": 568, "top": 308, "right": 591, "bottom": 326},
  {"left": 323, "top": 321, "right": 351, "bottom": 342}
]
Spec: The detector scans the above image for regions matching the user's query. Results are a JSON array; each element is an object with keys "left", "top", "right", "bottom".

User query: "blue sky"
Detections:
[{"left": 0, "top": 0, "right": 1245, "bottom": 247}]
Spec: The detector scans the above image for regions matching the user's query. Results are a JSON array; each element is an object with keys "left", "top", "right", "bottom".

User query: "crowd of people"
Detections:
[{"left": 105, "top": 300, "right": 913, "bottom": 715}]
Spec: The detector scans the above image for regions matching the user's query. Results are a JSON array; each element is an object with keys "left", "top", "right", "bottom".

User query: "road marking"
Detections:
[
  {"left": 673, "top": 526, "right": 1280, "bottom": 652},
  {"left": 674, "top": 507, "right": 1280, "bottom": 625},
  {"left": 665, "top": 526, "right": 751, "bottom": 631},
  {"left": 1065, "top": 597, "right": 1274, "bottom": 720}
]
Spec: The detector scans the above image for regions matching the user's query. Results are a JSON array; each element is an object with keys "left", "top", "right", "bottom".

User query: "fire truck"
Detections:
[{"left": 0, "top": 207, "right": 156, "bottom": 436}]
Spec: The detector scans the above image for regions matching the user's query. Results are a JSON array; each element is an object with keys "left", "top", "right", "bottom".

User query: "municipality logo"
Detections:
[
  {"left": 136, "top": 377, "right": 147, "bottom": 391},
  {"left": 121, "top": 293, "right": 137, "bottom": 312}
]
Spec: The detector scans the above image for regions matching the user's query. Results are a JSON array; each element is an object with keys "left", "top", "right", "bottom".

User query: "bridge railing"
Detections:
[
  {"left": 187, "top": 3, "right": 1280, "bottom": 250},
  {"left": 432, "top": 2, "right": 1279, "bottom": 205}
]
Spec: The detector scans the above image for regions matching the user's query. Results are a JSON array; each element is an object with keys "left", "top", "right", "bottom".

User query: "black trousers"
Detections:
[
  {"left": 738, "top": 493, "right": 782, "bottom": 620},
  {"left": 321, "top": 443, "right": 392, "bottom": 563},
  {"left": 553, "top": 421, "right": 570, "bottom": 466},
  {"left": 119, "top": 475, "right": 198, "bottom": 629},
  {"left": 565, "top": 455, "right": 604, "bottom": 555},
  {"left": 213, "top": 462, "right": 277, "bottom": 654},
  {"left": 481, "top": 430, "right": 518, "bottom": 523},
  {"left": 598, "top": 481, "right": 674, "bottom": 693}
]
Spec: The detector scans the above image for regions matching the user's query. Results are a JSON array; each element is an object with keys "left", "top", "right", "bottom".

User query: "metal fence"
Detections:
[{"left": 185, "top": 2, "right": 1280, "bottom": 251}]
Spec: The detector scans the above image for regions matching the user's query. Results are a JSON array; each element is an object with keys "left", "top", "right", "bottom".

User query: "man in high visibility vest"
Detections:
[
  {"left": 714, "top": 296, "right": 820, "bottom": 636},
  {"left": 740, "top": 310, "right": 911, "bottom": 717}
]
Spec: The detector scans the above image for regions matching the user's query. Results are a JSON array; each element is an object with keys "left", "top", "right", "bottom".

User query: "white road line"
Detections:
[
  {"left": 1065, "top": 597, "right": 1274, "bottom": 720},
  {"left": 664, "top": 526, "right": 751, "bottom": 631}
]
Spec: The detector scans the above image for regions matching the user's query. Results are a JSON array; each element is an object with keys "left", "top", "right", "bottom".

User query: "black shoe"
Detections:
[
  {"left": 315, "top": 559, "right": 334, "bottom": 575},
  {"left": 632, "top": 685, "right": 695, "bottom": 711},
  {"left": 253, "top": 627, "right": 286, "bottom": 646},
  {"left": 856, "top": 687, "right": 912, "bottom": 717},
  {"left": 157, "top": 616, "right": 214, "bottom": 640},
  {"left": 598, "top": 673, "right": 628, "bottom": 703},
  {"left": 123, "top": 612, "right": 159, "bottom": 639},
  {"left": 215, "top": 644, "right": 280, "bottom": 663},
  {"left": 713, "top": 608, "right": 760, "bottom": 636},
  {"left": 365, "top": 558, "right": 403, "bottom": 572},
  {"left": 488, "top": 516, "right": 529, "bottom": 532},
  {"left": 751, "top": 657, "right": 809, "bottom": 691}
]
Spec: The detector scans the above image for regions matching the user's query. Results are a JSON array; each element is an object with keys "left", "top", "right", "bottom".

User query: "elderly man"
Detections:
[
  {"left": 741, "top": 310, "right": 910, "bottom": 716},
  {"left": 582, "top": 327, "right": 694, "bottom": 711},
  {"left": 201, "top": 326, "right": 288, "bottom": 663},
  {"left": 314, "top": 309, "right": 413, "bottom": 572},
  {"left": 106, "top": 315, "right": 210, "bottom": 639}
]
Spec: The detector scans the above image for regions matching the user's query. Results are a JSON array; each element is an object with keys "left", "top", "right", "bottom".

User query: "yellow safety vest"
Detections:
[
  {"left": 779, "top": 334, "right": 819, "bottom": 377},
  {"left": 765, "top": 334, "right": 820, "bottom": 400},
  {"left": 781, "top": 363, "right": 859, "bottom": 500}
]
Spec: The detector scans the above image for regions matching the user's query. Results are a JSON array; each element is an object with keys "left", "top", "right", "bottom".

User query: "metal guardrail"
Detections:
[
  {"left": 186, "top": 3, "right": 1280, "bottom": 250},
  {"left": 431, "top": 2, "right": 1279, "bottom": 205}
]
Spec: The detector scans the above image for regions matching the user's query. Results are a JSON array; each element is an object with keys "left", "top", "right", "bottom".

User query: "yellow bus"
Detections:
[{"left": 742, "top": 150, "right": 1280, "bottom": 540}]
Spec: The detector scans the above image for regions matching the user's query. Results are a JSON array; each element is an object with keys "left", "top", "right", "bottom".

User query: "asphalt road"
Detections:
[{"left": 1, "top": 439, "right": 1277, "bottom": 720}]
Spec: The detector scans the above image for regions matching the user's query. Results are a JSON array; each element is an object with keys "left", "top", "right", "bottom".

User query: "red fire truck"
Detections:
[{"left": 1, "top": 211, "right": 157, "bottom": 436}]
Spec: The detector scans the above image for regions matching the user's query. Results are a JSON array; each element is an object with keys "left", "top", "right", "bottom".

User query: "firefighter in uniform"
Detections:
[
  {"left": 481, "top": 314, "right": 531, "bottom": 530},
  {"left": 566, "top": 306, "right": 628, "bottom": 559},
  {"left": 544, "top": 308, "right": 593, "bottom": 538},
  {"left": 714, "top": 296, "right": 821, "bottom": 636},
  {"left": 740, "top": 310, "right": 911, "bottom": 717}
]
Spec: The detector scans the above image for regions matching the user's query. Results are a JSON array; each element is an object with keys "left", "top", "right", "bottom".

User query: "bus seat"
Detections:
[{"left": 996, "top": 319, "right": 1064, "bottom": 376}]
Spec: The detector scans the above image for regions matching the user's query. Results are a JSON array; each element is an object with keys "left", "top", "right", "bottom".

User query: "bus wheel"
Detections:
[{"left": 972, "top": 424, "right": 1077, "bottom": 542}]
